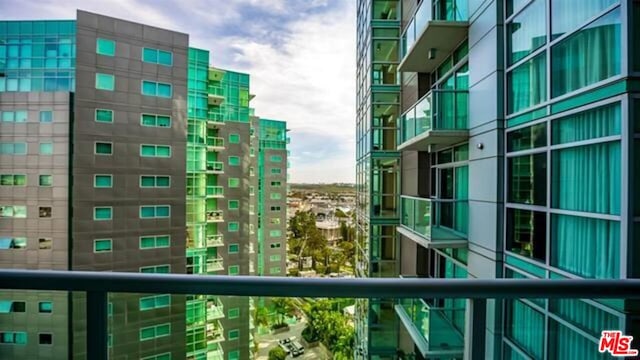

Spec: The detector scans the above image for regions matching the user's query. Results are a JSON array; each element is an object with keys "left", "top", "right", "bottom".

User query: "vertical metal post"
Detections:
[
  {"left": 466, "top": 298, "right": 487, "bottom": 360},
  {"left": 87, "top": 291, "right": 108, "bottom": 360}
]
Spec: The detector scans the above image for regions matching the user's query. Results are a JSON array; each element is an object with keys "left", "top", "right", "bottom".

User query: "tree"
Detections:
[
  {"left": 254, "top": 306, "right": 269, "bottom": 328},
  {"left": 271, "top": 297, "right": 295, "bottom": 325},
  {"left": 268, "top": 346, "right": 287, "bottom": 360},
  {"left": 288, "top": 211, "right": 327, "bottom": 270}
]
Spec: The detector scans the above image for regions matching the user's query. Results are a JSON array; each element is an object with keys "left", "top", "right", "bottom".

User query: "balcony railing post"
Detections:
[
  {"left": 465, "top": 298, "right": 486, "bottom": 360},
  {"left": 87, "top": 291, "right": 108, "bottom": 360}
]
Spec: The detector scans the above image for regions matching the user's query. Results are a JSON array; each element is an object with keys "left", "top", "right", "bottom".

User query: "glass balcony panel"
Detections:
[
  {"left": 399, "top": 90, "right": 468, "bottom": 150},
  {"left": 400, "top": 196, "right": 467, "bottom": 247}
]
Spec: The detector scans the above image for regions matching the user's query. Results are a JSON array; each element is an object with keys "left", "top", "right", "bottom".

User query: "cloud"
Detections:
[{"left": 0, "top": 0, "right": 356, "bottom": 183}]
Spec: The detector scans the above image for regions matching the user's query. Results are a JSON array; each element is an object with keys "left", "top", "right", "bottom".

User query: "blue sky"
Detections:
[{"left": 0, "top": 0, "right": 356, "bottom": 183}]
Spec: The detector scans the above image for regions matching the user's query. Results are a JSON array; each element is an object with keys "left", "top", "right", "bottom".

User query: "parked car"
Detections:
[
  {"left": 291, "top": 341, "right": 305, "bottom": 355},
  {"left": 278, "top": 342, "right": 291, "bottom": 355}
]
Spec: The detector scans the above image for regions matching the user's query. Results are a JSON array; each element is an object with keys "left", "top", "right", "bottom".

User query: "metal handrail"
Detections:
[{"left": 2, "top": 270, "right": 639, "bottom": 360}]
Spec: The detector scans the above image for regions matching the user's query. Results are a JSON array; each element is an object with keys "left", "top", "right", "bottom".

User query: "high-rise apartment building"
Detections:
[
  {"left": 0, "top": 10, "right": 287, "bottom": 360},
  {"left": 356, "top": 0, "right": 639, "bottom": 359}
]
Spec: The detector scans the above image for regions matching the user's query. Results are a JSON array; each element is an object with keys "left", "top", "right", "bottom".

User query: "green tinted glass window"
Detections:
[
  {"left": 94, "top": 175, "right": 113, "bottom": 188},
  {"left": 94, "top": 239, "right": 112, "bottom": 253},
  {"left": 228, "top": 222, "right": 239, "bottom": 232},
  {"left": 228, "top": 308, "right": 240, "bottom": 319},
  {"left": 508, "top": 54, "right": 546, "bottom": 114},
  {"left": 228, "top": 200, "right": 239, "bottom": 210},
  {"left": 229, "top": 243, "right": 239, "bottom": 254},
  {"left": 228, "top": 329, "right": 239, "bottom": 340},
  {"left": 96, "top": 38, "right": 116, "bottom": 56},
  {"left": 95, "top": 109, "right": 113, "bottom": 123},
  {"left": 229, "top": 133, "right": 240, "bottom": 144},
  {"left": 228, "top": 178, "right": 240, "bottom": 188},
  {"left": 95, "top": 73, "right": 115, "bottom": 91},
  {"left": 39, "top": 143, "right": 53, "bottom": 155},
  {"left": 270, "top": 155, "right": 282, "bottom": 162},
  {"left": 94, "top": 207, "right": 112, "bottom": 220},
  {"left": 95, "top": 142, "right": 112, "bottom": 155},
  {"left": 508, "top": 0, "right": 546, "bottom": 65},
  {"left": 38, "top": 302, "right": 52, "bottom": 313},
  {"left": 142, "top": 81, "right": 156, "bottom": 95},
  {"left": 39, "top": 175, "right": 51, "bottom": 186},
  {"left": 228, "top": 156, "right": 240, "bottom": 166},
  {"left": 228, "top": 265, "right": 239, "bottom": 275},
  {"left": 39, "top": 111, "right": 53, "bottom": 123}
]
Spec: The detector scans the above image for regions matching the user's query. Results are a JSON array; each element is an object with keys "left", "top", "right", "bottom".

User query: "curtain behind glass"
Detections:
[
  {"left": 548, "top": 320, "right": 609, "bottom": 360},
  {"left": 507, "top": 300, "right": 544, "bottom": 358},
  {"left": 509, "top": 54, "right": 546, "bottom": 114},
  {"left": 551, "top": 214, "right": 620, "bottom": 279},
  {"left": 552, "top": 103, "right": 621, "bottom": 145},
  {"left": 551, "top": 9, "right": 621, "bottom": 97},
  {"left": 552, "top": 0, "right": 618, "bottom": 39},
  {"left": 454, "top": 166, "right": 468, "bottom": 234},
  {"left": 552, "top": 141, "right": 620, "bottom": 215},
  {"left": 550, "top": 299, "right": 618, "bottom": 337}
]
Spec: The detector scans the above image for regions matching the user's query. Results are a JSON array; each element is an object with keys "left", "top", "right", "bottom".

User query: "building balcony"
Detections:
[
  {"left": 206, "top": 346, "right": 224, "bottom": 360},
  {"left": 399, "top": 0, "right": 468, "bottom": 73},
  {"left": 208, "top": 93, "right": 225, "bottom": 106},
  {"left": 0, "top": 270, "right": 637, "bottom": 360},
  {"left": 206, "top": 210, "right": 224, "bottom": 223},
  {"left": 399, "top": 196, "right": 467, "bottom": 249},
  {"left": 206, "top": 234, "right": 224, "bottom": 247},
  {"left": 206, "top": 320, "right": 225, "bottom": 345},
  {"left": 395, "top": 297, "right": 465, "bottom": 358},
  {"left": 206, "top": 186, "right": 224, "bottom": 198},
  {"left": 207, "top": 137, "right": 225, "bottom": 151},
  {"left": 206, "top": 257, "right": 224, "bottom": 273},
  {"left": 207, "top": 298, "right": 224, "bottom": 320},
  {"left": 207, "top": 112, "right": 225, "bottom": 127},
  {"left": 206, "top": 161, "right": 224, "bottom": 174},
  {"left": 399, "top": 90, "right": 468, "bottom": 152}
]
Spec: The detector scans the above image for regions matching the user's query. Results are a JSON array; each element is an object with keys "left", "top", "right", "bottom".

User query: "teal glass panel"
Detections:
[
  {"left": 156, "top": 176, "right": 170, "bottom": 187},
  {"left": 39, "top": 111, "right": 53, "bottom": 123},
  {"left": 95, "top": 175, "right": 112, "bottom": 188},
  {"left": 140, "top": 237, "right": 155, "bottom": 248},
  {"left": 158, "top": 50, "right": 172, "bottom": 66},
  {"left": 508, "top": 54, "right": 546, "bottom": 114},
  {"left": 228, "top": 200, "right": 239, "bottom": 209},
  {"left": 141, "top": 145, "right": 155, "bottom": 156},
  {"left": 38, "top": 302, "right": 52, "bottom": 313},
  {"left": 95, "top": 73, "right": 115, "bottom": 91},
  {"left": 156, "top": 236, "right": 170, "bottom": 247},
  {"left": 228, "top": 178, "right": 240, "bottom": 188},
  {"left": 156, "top": 206, "right": 170, "bottom": 217},
  {"left": 228, "top": 156, "right": 240, "bottom": 166},
  {"left": 551, "top": 9, "right": 621, "bottom": 97},
  {"left": 549, "top": 298, "right": 618, "bottom": 337},
  {"left": 552, "top": 103, "right": 620, "bottom": 145},
  {"left": 507, "top": 122, "right": 546, "bottom": 152},
  {"left": 96, "top": 38, "right": 115, "bottom": 56},
  {"left": 39, "top": 142, "right": 53, "bottom": 155},
  {"left": 139, "top": 297, "right": 155, "bottom": 310},
  {"left": 157, "top": 83, "right": 172, "bottom": 98},
  {"left": 140, "top": 327, "right": 155, "bottom": 340},
  {"left": 505, "top": 300, "right": 544, "bottom": 358},
  {"left": 548, "top": 319, "right": 610, "bottom": 359},
  {"left": 140, "top": 207, "right": 155, "bottom": 218},
  {"left": 551, "top": 0, "right": 618, "bottom": 39},
  {"left": 508, "top": 0, "right": 546, "bottom": 65},
  {"left": 156, "top": 116, "right": 170, "bottom": 127},
  {"left": 508, "top": 153, "right": 546, "bottom": 205},
  {"left": 229, "top": 244, "right": 239, "bottom": 253},
  {"left": 94, "top": 239, "right": 112, "bottom": 252},
  {"left": 142, "top": 81, "right": 156, "bottom": 95},
  {"left": 506, "top": 208, "right": 546, "bottom": 262},
  {"left": 96, "top": 109, "right": 113, "bottom": 123},
  {"left": 94, "top": 207, "right": 112, "bottom": 220},
  {"left": 552, "top": 141, "right": 620, "bottom": 215},
  {"left": 39, "top": 175, "right": 51, "bottom": 186},
  {"left": 551, "top": 214, "right": 620, "bottom": 278},
  {"left": 229, "top": 133, "right": 240, "bottom": 143},
  {"left": 228, "top": 222, "right": 239, "bottom": 232},
  {"left": 95, "top": 142, "right": 112, "bottom": 155},
  {"left": 140, "top": 176, "right": 155, "bottom": 187},
  {"left": 142, "top": 48, "right": 157, "bottom": 63},
  {"left": 156, "top": 146, "right": 171, "bottom": 157},
  {"left": 141, "top": 114, "right": 155, "bottom": 126},
  {"left": 156, "top": 324, "right": 170, "bottom": 336}
]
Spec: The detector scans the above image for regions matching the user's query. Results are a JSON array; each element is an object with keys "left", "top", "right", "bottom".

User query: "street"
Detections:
[{"left": 255, "top": 319, "right": 332, "bottom": 360}]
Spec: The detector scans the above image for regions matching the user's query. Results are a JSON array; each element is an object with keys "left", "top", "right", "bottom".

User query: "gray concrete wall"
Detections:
[
  {"left": 0, "top": 92, "right": 71, "bottom": 359},
  {"left": 71, "top": 10, "right": 188, "bottom": 360}
]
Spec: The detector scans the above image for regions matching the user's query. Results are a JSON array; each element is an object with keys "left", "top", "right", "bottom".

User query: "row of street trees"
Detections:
[{"left": 302, "top": 299, "right": 354, "bottom": 359}]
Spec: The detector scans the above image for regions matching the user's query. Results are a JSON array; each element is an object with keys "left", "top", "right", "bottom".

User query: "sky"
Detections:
[{"left": 0, "top": 0, "right": 357, "bottom": 184}]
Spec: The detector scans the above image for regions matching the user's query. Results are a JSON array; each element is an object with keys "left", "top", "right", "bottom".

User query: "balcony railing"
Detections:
[
  {"left": 206, "top": 233, "right": 224, "bottom": 247},
  {"left": 206, "top": 257, "right": 224, "bottom": 272},
  {"left": 206, "top": 161, "right": 224, "bottom": 174},
  {"left": 206, "top": 185, "right": 224, "bottom": 198},
  {"left": 396, "top": 297, "right": 465, "bottom": 357},
  {"left": 207, "top": 137, "right": 224, "bottom": 150},
  {"left": 207, "top": 299, "right": 224, "bottom": 320},
  {"left": 400, "top": 0, "right": 469, "bottom": 73},
  {"left": 206, "top": 210, "right": 224, "bottom": 223},
  {"left": 399, "top": 89, "right": 468, "bottom": 151},
  {"left": 399, "top": 195, "right": 468, "bottom": 248},
  {"left": 0, "top": 270, "right": 639, "bottom": 360},
  {"left": 207, "top": 112, "right": 225, "bottom": 127}
]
